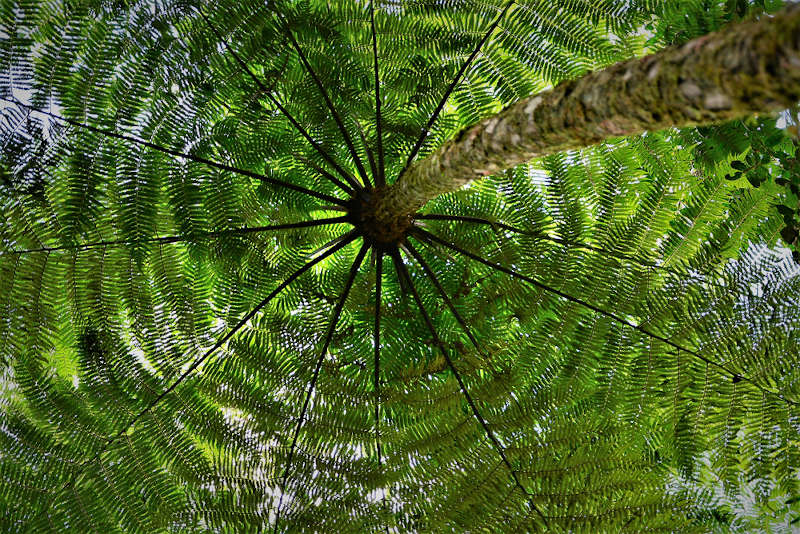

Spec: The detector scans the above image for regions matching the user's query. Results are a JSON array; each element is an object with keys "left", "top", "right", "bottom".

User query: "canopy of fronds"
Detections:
[{"left": 0, "top": 0, "right": 799, "bottom": 532}]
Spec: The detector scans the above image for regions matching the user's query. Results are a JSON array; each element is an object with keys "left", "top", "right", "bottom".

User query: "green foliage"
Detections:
[{"left": 0, "top": 0, "right": 799, "bottom": 532}]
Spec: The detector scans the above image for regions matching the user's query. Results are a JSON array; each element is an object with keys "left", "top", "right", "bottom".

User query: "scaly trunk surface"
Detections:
[{"left": 371, "top": 5, "right": 800, "bottom": 230}]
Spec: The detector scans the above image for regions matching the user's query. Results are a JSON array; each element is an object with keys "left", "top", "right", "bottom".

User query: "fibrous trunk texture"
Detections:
[{"left": 374, "top": 4, "right": 800, "bottom": 226}]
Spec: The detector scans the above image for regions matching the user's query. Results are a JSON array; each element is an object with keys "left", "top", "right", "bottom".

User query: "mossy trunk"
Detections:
[{"left": 373, "top": 4, "right": 800, "bottom": 228}]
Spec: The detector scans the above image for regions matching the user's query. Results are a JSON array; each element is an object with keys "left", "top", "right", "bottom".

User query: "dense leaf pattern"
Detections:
[{"left": 1, "top": 0, "right": 799, "bottom": 532}]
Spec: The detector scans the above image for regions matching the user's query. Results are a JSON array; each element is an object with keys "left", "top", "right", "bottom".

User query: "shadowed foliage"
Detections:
[{"left": 1, "top": 0, "right": 799, "bottom": 532}]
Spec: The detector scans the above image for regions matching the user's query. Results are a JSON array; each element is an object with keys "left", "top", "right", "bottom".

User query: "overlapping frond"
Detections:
[{"left": 1, "top": 0, "right": 799, "bottom": 532}]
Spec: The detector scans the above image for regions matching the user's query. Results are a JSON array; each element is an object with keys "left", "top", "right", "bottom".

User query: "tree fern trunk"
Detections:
[{"left": 375, "top": 4, "right": 800, "bottom": 225}]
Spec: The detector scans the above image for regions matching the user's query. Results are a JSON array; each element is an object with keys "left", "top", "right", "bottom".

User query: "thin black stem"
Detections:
[
  {"left": 417, "top": 212, "right": 661, "bottom": 263},
  {"left": 374, "top": 250, "right": 383, "bottom": 465},
  {"left": 113, "top": 230, "right": 359, "bottom": 445},
  {"left": 2, "top": 216, "right": 350, "bottom": 256},
  {"left": 370, "top": 0, "right": 385, "bottom": 186},
  {"left": 354, "top": 120, "right": 379, "bottom": 187},
  {"left": 3, "top": 98, "right": 345, "bottom": 206},
  {"left": 196, "top": 8, "right": 361, "bottom": 192},
  {"left": 373, "top": 250, "right": 390, "bottom": 532},
  {"left": 404, "top": 239, "right": 528, "bottom": 418},
  {"left": 397, "top": 0, "right": 515, "bottom": 179},
  {"left": 316, "top": 205, "right": 348, "bottom": 213},
  {"left": 417, "top": 213, "right": 755, "bottom": 306},
  {"left": 416, "top": 213, "right": 701, "bottom": 279},
  {"left": 402, "top": 240, "right": 484, "bottom": 358},
  {"left": 412, "top": 228, "right": 798, "bottom": 407},
  {"left": 0, "top": 106, "right": 32, "bottom": 151},
  {"left": 391, "top": 249, "right": 549, "bottom": 529},
  {"left": 292, "top": 152, "right": 355, "bottom": 196},
  {"left": 273, "top": 9, "right": 371, "bottom": 189},
  {"left": 41, "top": 231, "right": 359, "bottom": 526},
  {"left": 273, "top": 240, "right": 369, "bottom": 534},
  {"left": 311, "top": 232, "right": 355, "bottom": 258}
]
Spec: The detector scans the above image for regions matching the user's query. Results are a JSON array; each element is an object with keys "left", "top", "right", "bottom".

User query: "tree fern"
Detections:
[{"left": 1, "top": 0, "right": 799, "bottom": 532}]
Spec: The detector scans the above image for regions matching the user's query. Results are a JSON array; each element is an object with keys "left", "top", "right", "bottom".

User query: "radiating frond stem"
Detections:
[
  {"left": 373, "top": 250, "right": 383, "bottom": 464},
  {"left": 411, "top": 228, "right": 798, "bottom": 407},
  {"left": 415, "top": 213, "right": 733, "bottom": 289},
  {"left": 315, "top": 205, "right": 348, "bottom": 213},
  {"left": 271, "top": 9, "right": 371, "bottom": 188},
  {"left": 1, "top": 216, "right": 350, "bottom": 256},
  {"left": 373, "top": 250, "right": 390, "bottom": 532},
  {"left": 381, "top": 5, "right": 800, "bottom": 219},
  {"left": 8, "top": 1, "right": 800, "bottom": 530},
  {"left": 370, "top": 0, "right": 385, "bottom": 186},
  {"left": 402, "top": 240, "right": 486, "bottom": 360},
  {"left": 311, "top": 232, "right": 357, "bottom": 259},
  {"left": 391, "top": 248, "right": 549, "bottom": 530},
  {"left": 2, "top": 98, "right": 345, "bottom": 205},
  {"left": 195, "top": 8, "right": 362, "bottom": 192},
  {"left": 113, "top": 230, "right": 359, "bottom": 443},
  {"left": 292, "top": 152, "right": 356, "bottom": 196},
  {"left": 34, "top": 231, "right": 359, "bottom": 527},
  {"left": 353, "top": 120, "right": 379, "bottom": 187},
  {"left": 397, "top": 0, "right": 515, "bottom": 179},
  {"left": 417, "top": 212, "right": 663, "bottom": 265},
  {"left": 273, "top": 240, "right": 369, "bottom": 534},
  {"left": 0, "top": 106, "right": 32, "bottom": 151}
]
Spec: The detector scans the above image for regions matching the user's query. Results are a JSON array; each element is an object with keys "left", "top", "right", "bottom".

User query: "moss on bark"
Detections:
[{"left": 374, "top": 4, "right": 800, "bottom": 228}]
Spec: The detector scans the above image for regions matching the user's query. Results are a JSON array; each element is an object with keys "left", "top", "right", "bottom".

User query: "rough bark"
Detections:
[{"left": 373, "top": 4, "right": 800, "bottom": 227}]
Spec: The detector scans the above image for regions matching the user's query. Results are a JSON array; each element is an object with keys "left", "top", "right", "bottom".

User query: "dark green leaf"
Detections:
[
  {"left": 780, "top": 225, "right": 799, "bottom": 245},
  {"left": 731, "top": 160, "right": 748, "bottom": 171}
]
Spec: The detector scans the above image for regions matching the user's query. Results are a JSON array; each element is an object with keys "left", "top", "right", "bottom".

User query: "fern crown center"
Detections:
[{"left": 346, "top": 186, "right": 413, "bottom": 247}]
